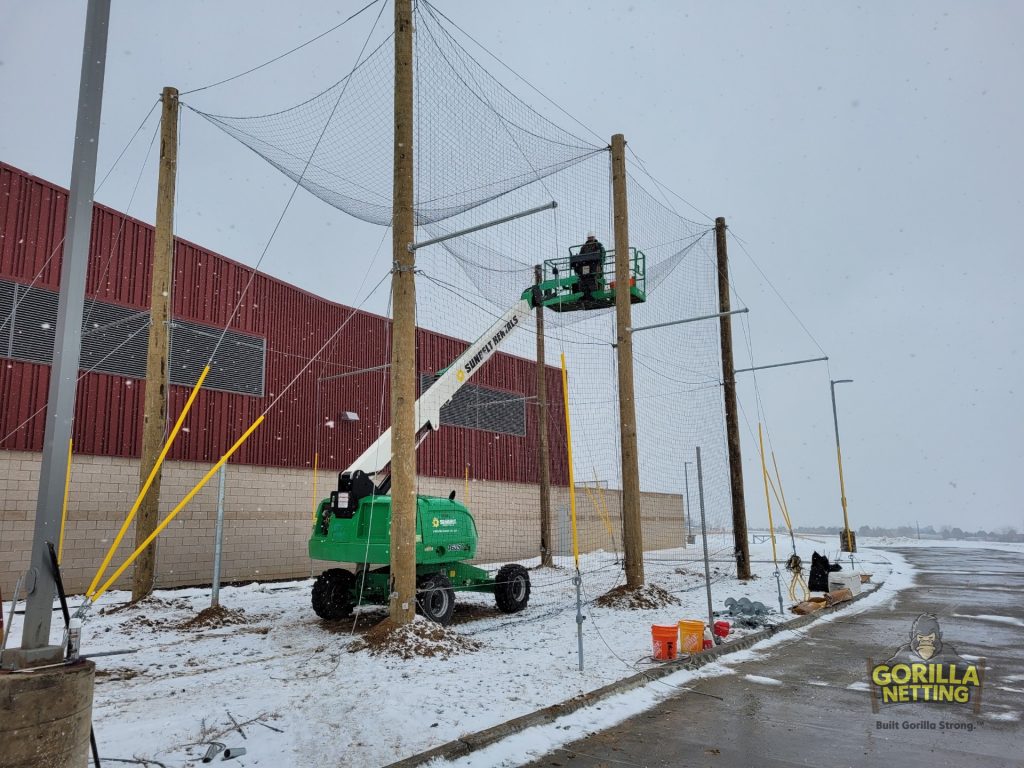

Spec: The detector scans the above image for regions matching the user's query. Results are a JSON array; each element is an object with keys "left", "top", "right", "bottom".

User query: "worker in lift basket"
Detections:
[{"left": 570, "top": 232, "right": 606, "bottom": 299}]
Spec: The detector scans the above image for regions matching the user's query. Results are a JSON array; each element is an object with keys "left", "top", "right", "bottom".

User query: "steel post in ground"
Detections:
[
  {"left": 695, "top": 447, "right": 714, "bottom": 632},
  {"left": 17, "top": 0, "right": 110, "bottom": 663},
  {"left": 212, "top": 464, "right": 227, "bottom": 608},
  {"left": 574, "top": 571, "right": 584, "bottom": 672},
  {"left": 684, "top": 461, "right": 692, "bottom": 545}
]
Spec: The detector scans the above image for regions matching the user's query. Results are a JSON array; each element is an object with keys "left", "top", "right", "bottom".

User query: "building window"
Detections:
[
  {"left": 420, "top": 373, "right": 526, "bottom": 436},
  {"left": 0, "top": 278, "right": 265, "bottom": 397}
]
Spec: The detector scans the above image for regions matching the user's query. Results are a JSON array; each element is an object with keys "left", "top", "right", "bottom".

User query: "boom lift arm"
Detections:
[
  {"left": 328, "top": 243, "right": 646, "bottom": 515},
  {"left": 332, "top": 297, "right": 534, "bottom": 510}
]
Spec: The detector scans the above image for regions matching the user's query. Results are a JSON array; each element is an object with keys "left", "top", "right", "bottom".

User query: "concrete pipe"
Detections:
[{"left": 0, "top": 660, "right": 95, "bottom": 768}]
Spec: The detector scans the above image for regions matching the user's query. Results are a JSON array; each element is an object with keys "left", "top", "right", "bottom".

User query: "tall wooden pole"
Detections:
[
  {"left": 534, "top": 265, "right": 553, "bottom": 567},
  {"left": 389, "top": 0, "right": 416, "bottom": 625},
  {"left": 716, "top": 216, "right": 752, "bottom": 580},
  {"left": 132, "top": 86, "right": 178, "bottom": 601},
  {"left": 611, "top": 134, "right": 644, "bottom": 588}
]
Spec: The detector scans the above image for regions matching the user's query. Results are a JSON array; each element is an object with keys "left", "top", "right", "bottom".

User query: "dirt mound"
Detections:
[
  {"left": 350, "top": 616, "right": 482, "bottom": 659},
  {"left": 99, "top": 596, "right": 190, "bottom": 616},
  {"left": 176, "top": 605, "right": 251, "bottom": 630},
  {"left": 593, "top": 583, "right": 680, "bottom": 610}
]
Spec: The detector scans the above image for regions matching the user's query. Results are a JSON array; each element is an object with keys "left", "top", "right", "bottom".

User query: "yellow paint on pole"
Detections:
[
  {"left": 91, "top": 414, "right": 265, "bottom": 603},
  {"left": 758, "top": 423, "right": 779, "bottom": 565},
  {"left": 87, "top": 364, "right": 211, "bottom": 597},
  {"left": 560, "top": 353, "right": 579, "bottom": 569},
  {"left": 311, "top": 452, "right": 319, "bottom": 523},
  {"left": 58, "top": 438, "right": 73, "bottom": 564}
]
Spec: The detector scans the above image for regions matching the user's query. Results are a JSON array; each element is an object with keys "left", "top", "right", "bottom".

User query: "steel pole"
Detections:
[
  {"left": 696, "top": 447, "right": 714, "bottom": 632},
  {"left": 684, "top": 461, "right": 692, "bottom": 544},
  {"left": 14, "top": 0, "right": 110, "bottom": 662},
  {"left": 211, "top": 465, "right": 226, "bottom": 608}
]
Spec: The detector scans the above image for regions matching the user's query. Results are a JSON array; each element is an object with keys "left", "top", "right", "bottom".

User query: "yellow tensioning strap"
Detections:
[
  {"left": 758, "top": 423, "right": 779, "bottom": 565},
  {"left": 771, "top": 451, "right": 795, "bottom": 533},
  {"left": 560, "top": 353, "right": 579, "bottom": 569},
  {"left": 90, "top": 414, "right": 265, "bottom": 603},
  {"left": 583, "top": 482, "right": 616, "bottom": 547},
  {"left": 58, "top": 438, "right": 72, "bottom": 565},
  {"left": 87, "top": 364, "right": 211, "bottom": 597}
]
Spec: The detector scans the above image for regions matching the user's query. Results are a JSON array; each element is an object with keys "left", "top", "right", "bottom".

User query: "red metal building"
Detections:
[{"left": 0, "top": 161, "right": 567, "bottom": 485}]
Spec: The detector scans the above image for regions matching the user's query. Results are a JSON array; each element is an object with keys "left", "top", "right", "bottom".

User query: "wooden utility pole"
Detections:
[
  {"left": 534, "top": 265, "right": 553, "bottom": 567},
  {"left": 389, "top": 0, "right": 416, "bottom": 625},
  {"left": 716, "top": 217, "right": 751, "bottom": 580},
  {"left": 132, "top": 86, "right": 178, "bottom": 601},
  {"left": 611, "top": 134, "right": 644, "bottom": 588}
]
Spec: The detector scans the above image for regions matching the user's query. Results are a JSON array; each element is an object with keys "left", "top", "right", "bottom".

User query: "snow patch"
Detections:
[
  {"left": 952, "top": 613, "right": 1024, "bottom": 628},
  {"left": 983, "top": 710, "right": 1020, "bottom": 722},
  {"left": 744, "top": 674, "right": 783, "bottom": 686}
]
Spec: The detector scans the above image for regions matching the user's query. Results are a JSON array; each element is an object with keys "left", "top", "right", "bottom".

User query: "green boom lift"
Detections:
[{"left": 308, "top": 245, "right": 646, "bottom": 625}]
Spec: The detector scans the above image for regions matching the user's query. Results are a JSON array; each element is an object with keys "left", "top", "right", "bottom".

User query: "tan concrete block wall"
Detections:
[{"left": 1, "top": 450, "right": 686, "bottom": 596}]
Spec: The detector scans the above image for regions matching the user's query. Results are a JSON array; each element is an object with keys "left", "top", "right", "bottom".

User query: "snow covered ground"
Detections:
[
  {"left": 862, "top": 536, "right": 1024, "bottom": 554},
  {"left": 2, "top": 536, "right": 901, "bottom": 768}
]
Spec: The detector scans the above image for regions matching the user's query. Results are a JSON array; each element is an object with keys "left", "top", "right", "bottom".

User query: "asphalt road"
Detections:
[{"left": 522, "top": 547, "right": 1023, "bottom": 768}]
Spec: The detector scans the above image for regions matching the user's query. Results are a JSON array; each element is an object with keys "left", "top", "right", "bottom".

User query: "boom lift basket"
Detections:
[{"left": 524, "top": 245, "right": 647, "bottom": 313}]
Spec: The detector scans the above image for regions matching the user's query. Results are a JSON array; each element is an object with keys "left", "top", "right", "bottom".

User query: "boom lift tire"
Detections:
[
  {"left": 312, "top": 568, "right": 357, "bottom": 620},
  {"left": 493, "top": 563, "right": 531, "bottom": 614},
  {"left": 416, "top": 572, "right": 456, "bottom": 626}
]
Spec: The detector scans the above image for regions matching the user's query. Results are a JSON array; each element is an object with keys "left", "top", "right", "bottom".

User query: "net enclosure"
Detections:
[{"left": 186, "top": 0, "right": 735, "bottom": 586}]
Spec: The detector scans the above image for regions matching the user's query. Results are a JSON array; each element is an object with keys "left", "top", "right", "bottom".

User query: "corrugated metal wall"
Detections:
[{"left": 0, "top": 161, "right": 567, "bottom": 484}]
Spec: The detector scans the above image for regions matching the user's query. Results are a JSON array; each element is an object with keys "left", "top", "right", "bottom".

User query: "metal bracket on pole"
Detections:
[
  {"left": 627, "top": 308, "right": 748, "bottom": 334},
  {"left": 734, "top": 356, "right": 828, "bottom": 374},
  {"left": 407, "top": 201, "right": 557, "bottom": 252}
]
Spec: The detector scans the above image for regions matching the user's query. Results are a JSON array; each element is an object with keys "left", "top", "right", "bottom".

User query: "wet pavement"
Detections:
[{"left": 522, "top": 547, "right": 1023, "bottom": 768}]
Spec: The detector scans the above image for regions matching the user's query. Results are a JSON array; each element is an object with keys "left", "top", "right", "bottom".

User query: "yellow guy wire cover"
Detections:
[
  {"left": 560, "top": 353, "right": 579, "bottom": 569},
  {"left": 91, "top": 414, "right": 265, "bottom": 603},
  {"left": 758, "top": 423, "right": 779, "bottom": 565},
  {"left": 584, "top": 472, "right": 616, "bottom": 546},
  {"left": 58, "top": 438, "right": 72, "bottom": 564},
  {"left": 771, "top": 451, "right": 794, "bottom": 532},
  {"left": 87, "top": 364, "right": 211, "bottom": 596},
  {"left": 311, "top": 452, "right": 319, "bottom": 523}
]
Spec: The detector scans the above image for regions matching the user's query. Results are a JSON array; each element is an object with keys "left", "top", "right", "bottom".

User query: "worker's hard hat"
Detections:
[{"left": 586, "top": 231, "right": 595, "bottom": 238}]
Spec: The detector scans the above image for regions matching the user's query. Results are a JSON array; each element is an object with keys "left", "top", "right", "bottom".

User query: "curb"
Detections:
[{"left": 383, "top": 587, "right": 876, "bottom": 768}]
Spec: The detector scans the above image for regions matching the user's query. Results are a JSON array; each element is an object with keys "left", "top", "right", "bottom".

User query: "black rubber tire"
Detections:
[
  {"left": 494, "top": 563, "right": 531, "bottom": 614},
  {"left": 311, "top": 568, "right": 356, "bottom": 620},
  {"left": 416, "top": 573, "right": 456, "bottom": 626}
]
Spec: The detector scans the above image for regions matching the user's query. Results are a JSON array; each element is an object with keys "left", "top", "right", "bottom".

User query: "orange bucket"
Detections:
[
  {"left": 651, "top": 624, "right": 678, "bottom": 661},
  {"left": 678, "top": 619, "right": 704, "bottom": 654}
]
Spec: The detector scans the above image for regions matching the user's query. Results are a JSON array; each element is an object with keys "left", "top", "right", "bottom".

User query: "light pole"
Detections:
[{"left": 830, "top": 379, "right": 855, "bottom": 553}]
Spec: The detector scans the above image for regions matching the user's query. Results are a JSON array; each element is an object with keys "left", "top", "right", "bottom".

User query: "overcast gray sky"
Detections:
[{"left": 1, "top": 1, "right": 1021, "bottom": 533}]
